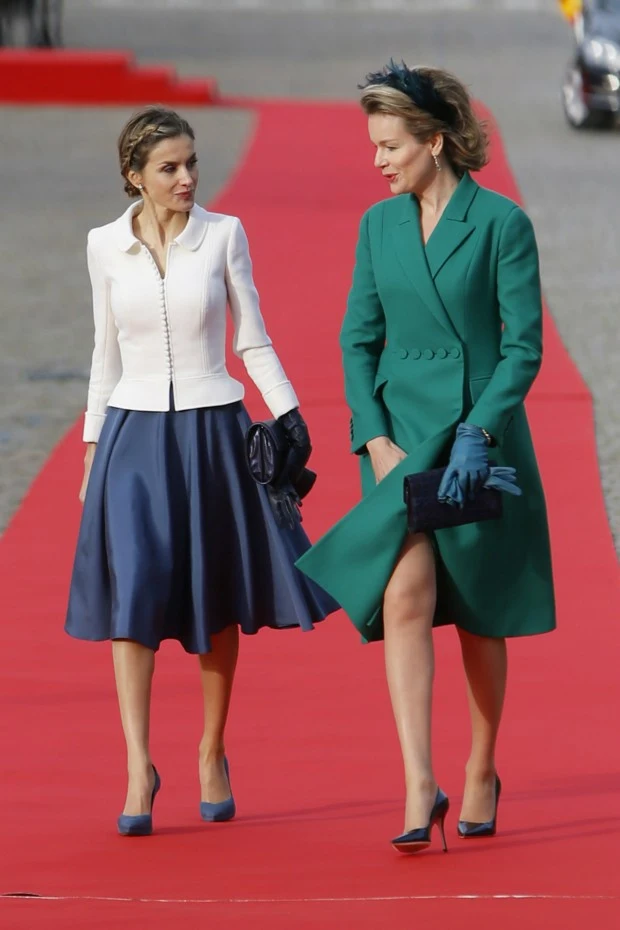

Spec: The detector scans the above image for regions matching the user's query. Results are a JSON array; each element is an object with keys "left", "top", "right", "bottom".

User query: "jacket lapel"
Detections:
[
  {"left": 392, "top": 198, "right": 456, "bottom": 338},
  {"left": 391, "top": 173, "right": 479, "bottom": 338},
  {"left": 425, "top": 172, "right": 478, "bottom": 280}
]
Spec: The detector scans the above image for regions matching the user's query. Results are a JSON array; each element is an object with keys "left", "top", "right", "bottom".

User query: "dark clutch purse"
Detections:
[
  {"left": 403, "top": 464, "right": 502, "bottom": 535},
  {"left": 245, "top": 419, "right": 316, "bottom": 499}
]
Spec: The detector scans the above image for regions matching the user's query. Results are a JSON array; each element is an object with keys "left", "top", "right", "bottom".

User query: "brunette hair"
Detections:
[{"left": 118, "top": 106, "right": 195, "bottom": 197}]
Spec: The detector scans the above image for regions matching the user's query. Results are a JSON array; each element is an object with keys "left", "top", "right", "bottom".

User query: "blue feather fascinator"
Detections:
[{"left": 360, "top": 59, "right": 456, "bottom": 126}]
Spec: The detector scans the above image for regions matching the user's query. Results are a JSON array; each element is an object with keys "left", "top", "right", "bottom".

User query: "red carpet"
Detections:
[
  {"left": 1, "top": 99, "right": 619, "bottom": 929},
  {"left": 0, "top": 50, "right": 217, "bottom": 104}
]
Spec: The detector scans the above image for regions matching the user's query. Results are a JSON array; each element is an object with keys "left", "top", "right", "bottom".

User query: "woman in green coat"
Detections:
[{"left": 297, "top": 62, "right": 555, "bottom": 853}]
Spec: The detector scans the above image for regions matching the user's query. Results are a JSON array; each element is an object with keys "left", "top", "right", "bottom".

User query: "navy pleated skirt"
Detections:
[{"left": 65, "top": 398, "right": 338, "bottom": 653}]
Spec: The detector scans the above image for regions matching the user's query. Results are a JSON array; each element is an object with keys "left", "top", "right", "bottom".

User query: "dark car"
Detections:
[
  {"left": 562, "top": 0, "right": 620, "bottom": 128},
  {"left": 0, "top": 0, "right": 62, "bottom": 48}
]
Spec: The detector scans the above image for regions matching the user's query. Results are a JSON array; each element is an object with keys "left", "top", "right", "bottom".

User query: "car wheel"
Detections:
[{"left": 562, "top": 67, "right": 616, "bottom": 129}]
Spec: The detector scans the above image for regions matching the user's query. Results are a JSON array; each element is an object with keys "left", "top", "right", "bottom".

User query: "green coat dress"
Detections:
[{"left": 296, "top": 172, "right": 556, "bottom": 642}]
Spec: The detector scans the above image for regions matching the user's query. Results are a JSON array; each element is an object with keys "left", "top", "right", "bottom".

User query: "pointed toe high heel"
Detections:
[
  {"left": 391, "top": 788, "right": 450, "bottom": 854},
  {"left": 200, "top": 757, "right": 236, "bottom": 823},
  {"left": 117, "top": 765, "right": 161, "bottom": 837},
  {"left": 458, "top": 774, "right": 501, "bottom": 838}
]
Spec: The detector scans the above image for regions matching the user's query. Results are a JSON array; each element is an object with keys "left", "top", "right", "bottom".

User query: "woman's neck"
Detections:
[
  {"left": 416, "top": 167, "right": 460, "bottom": 217},
  {"left": 133, "top": 199, "right": 189, "bottom": 246}
]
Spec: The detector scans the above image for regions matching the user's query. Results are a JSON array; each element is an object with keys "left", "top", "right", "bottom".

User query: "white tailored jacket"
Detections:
[{"left": 83, "top": 201, "right": 299, "bottom": 442}]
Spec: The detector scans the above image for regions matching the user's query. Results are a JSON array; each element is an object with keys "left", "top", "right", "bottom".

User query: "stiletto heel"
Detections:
[
  {"left": 117, "top": 765, "right": 161, "bottom": 837},
  {"left": 458, "top": 774, "right": 501, "bottom": 838},
  {"left": 437, "top": 806, "right": 448, "bottom": 852},
  {"left": 391, "top": 788, "right": 450, "bottom": 854},
  {"left": 200, "top": 756, "right": 236, "bottom": 823}
]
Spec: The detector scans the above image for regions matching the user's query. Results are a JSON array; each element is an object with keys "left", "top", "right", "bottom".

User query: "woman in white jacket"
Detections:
[{"left": 65, "top": 106, "right": 337, "bottom": 836}]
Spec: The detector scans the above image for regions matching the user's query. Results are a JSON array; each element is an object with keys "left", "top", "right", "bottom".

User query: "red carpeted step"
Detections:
[
  {"left": 0, "top": 49, "right": 218, "bottom": 105},
  {"left": 123, "top": 68, "right": 220, "bottom": 105}
]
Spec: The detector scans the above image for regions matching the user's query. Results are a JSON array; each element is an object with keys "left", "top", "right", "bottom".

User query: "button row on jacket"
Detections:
[
  {"left": 395, "top": 347, "right": 461, "bottom": 360},
  {"left": 143, "top": 245, "right": 174, "bottom": 375}
]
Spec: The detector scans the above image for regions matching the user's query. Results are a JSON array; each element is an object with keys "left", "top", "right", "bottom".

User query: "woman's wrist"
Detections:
[
  {"left": 366, "top": 435, "right": 390, "bottom": 454},
  {"left": 464, "top": 423, "right": 495, "bottom": 447}
]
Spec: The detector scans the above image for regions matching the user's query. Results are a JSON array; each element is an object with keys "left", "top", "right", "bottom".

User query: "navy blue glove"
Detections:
[
  {"left": 438, "top": 424, "right": 523, "bottom": 508},
  {"left": 484, "top": 466, "right": 522, "bottom": 498},
  {"left": 438, "top": 423, "right": 490, "bottom": 507}
]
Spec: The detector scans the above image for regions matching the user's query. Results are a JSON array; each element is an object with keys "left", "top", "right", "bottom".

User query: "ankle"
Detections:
[
  {"left": 404, "top": 774, "right": 437, "bottom": 794},
  {"left": 126, "top": 757, "right": 152, "bottom": 777},
  {"left": 464, "top": 760, "right": 496, "bottom": 781},
  {"left": 198, "top": 743, "right": 225, "bottom": 763}
]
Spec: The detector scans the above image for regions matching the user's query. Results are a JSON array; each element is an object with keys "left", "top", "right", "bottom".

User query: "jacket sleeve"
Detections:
[
  {"left": 83, "top": 233, "right": 122, "bottom": 442},
  {"left": 339, "top": 209, "right": 389, "bottom": 454},
  {"left": 226, "top": 218, "right": 299, "bottom": 418},
  {"left": 465, "top": 206, "right": 543, "bottom": 443}
]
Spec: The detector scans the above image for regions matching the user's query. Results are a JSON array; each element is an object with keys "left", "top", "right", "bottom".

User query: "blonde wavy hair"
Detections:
[{"left": 360, "top": 65, "right": 489, "bottom": 176}]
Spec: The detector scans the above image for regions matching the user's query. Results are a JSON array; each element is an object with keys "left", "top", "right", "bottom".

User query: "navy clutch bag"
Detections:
[{"left": 403, "top": 465, "right": 502, "bottom": 534}]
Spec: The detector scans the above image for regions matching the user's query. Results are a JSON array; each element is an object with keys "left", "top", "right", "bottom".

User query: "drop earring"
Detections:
[{"left": 432, "top": 152, "right": 441, "bottom": 172}]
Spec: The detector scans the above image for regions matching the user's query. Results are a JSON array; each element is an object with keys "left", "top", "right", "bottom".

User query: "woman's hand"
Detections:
[
  {"left": 79, "top": 443, "right": 97, "bottom": 504},
  {"left": 366, "top": 436, "right": 407, "bottom": 484},
  {"left": 278, "top": 407, "right": 312, "bottom": 481},
  {"left": 437, "top": 423, "right": 489, "bottom": 507}
]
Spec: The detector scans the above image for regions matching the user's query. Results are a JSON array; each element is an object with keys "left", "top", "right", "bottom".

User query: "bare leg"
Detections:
[
  {"left": 198, "top": 624, "right": 239, "bottom": 803},
  {"left": 383, "top": 533, "right": 438, "bottom": 831},
  {"left": 112, "top": 639, "right": 156, "bottom": 816},
  {"left": 457, "top": 627, "right": 507, "bottom": 822}
]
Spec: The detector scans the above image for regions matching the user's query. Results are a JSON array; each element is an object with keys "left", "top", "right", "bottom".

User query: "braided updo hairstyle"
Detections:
[{"left": 118, "top": 106, "right": 195, "bottom": 197}]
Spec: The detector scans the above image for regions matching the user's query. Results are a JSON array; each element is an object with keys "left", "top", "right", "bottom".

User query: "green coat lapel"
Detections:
[
  {"left": 425, "top": 172, "right": 478, "bottom": 280},
  {"left": 392, "top": 199, "right": 456, "bottom": 339},
  {"left": 391, "top": 173, "right": 479, "bottom": 339}
]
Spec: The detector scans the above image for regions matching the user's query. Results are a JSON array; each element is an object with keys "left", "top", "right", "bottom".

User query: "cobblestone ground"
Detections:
[{"left": 1, "top": 6, "right": 618, "bottom": 550}]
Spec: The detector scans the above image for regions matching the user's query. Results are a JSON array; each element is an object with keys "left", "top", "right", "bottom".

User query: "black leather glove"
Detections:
[
  {"left": 277, "top": 408, "right": 312, "bottom": 487},
  {"left": 267, "top": 484, "right": 302, "bottom": 530},
  {"left": 263, "top": 409, "right": 311, "bottom": 529}
]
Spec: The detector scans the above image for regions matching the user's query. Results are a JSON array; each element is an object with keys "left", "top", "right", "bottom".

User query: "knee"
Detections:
[
  {"left": 383, "top": 576, "right": 435, "bottom": 627},
  {"left": 383, "top": 533, "right": 436, "bottom": 627}
]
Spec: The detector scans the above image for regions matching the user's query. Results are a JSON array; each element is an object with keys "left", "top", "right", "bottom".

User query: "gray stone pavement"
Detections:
[{"left": 1, "top": 5, "right": 618, "bottom": 549}]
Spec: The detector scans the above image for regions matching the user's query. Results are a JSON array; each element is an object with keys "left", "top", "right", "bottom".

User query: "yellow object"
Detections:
[{"left": 558, "top": 0, "right": 583, "bottom": 22}]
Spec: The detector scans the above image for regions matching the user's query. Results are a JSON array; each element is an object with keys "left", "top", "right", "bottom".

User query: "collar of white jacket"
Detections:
[{"left": 112, "top": 201, "right": 207, "bottom": 253}]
